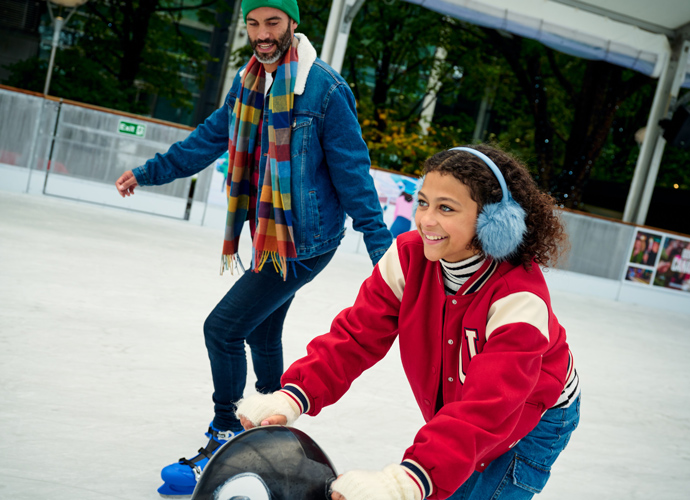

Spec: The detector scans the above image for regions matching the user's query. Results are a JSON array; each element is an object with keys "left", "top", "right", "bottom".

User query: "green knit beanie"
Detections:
[{"left": 242, "top": 0, "right": 300, "bottom": 24}]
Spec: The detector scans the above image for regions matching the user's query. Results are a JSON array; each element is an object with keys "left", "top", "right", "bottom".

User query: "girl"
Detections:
[{"left": 237, "top": 145, "right": 581, "bottom": 500}]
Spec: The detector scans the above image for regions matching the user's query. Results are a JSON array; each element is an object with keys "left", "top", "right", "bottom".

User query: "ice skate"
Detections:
[{"left": 158, "top": 424, "right": 241, "bottom": 497}]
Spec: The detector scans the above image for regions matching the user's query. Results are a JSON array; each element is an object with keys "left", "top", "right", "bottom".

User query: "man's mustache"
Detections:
[{"left": 254, "top": 38, "right": 277, "bottom": 45}]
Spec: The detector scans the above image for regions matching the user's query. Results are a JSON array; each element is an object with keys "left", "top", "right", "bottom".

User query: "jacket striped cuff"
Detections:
[
  {"left": 401, "top": 459, "right": 432, "bottom": 499},
  {"left": 280, "top": 384, "right": 310, "bottom": 414}
]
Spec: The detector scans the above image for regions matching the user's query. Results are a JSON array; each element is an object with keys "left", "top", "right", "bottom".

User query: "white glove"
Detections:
[
  {"left": 331, "top": 464, "right": 422, "bottom": 500},
  {"left": 235, "top": 391, "right": 302, "bottom": 427}
]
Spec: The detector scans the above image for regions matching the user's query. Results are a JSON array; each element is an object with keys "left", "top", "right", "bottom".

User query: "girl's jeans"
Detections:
[
  {"left": 204, "top": 249, "right": 336, "bottom": 432},
  {"left": 448, "top": 394, "right": 581, "bottom": 500}
]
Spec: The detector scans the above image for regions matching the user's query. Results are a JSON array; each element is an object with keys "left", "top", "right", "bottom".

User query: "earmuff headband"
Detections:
[
  {"left": 449, "top": 147, "right": 510, "bottom": 202},
  {"left": 447, "top": 146, "right": 527, "bottom": 260}
]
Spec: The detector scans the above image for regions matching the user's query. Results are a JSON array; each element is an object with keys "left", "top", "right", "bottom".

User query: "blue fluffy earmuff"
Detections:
[{"left": 449, "top": 147, "right": 527, "bottom": 260}]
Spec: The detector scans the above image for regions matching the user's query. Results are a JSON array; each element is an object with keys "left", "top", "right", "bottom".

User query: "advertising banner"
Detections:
[{"left": 370, "top": 169, "right": 420, "bottom": 238}]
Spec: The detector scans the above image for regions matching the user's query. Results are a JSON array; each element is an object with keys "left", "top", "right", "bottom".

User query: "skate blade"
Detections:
[{"left": 158, "top": 481, "right": 194, "bottom": 497}]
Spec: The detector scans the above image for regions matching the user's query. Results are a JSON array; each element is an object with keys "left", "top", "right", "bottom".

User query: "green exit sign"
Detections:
[{"left": 117, "top": 120, "right": 146, "bottom": 138}]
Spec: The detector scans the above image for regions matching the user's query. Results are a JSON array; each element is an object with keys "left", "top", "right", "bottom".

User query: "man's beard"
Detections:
[{"left": 250, "top": 27, "right": 293, "bottom": 65}]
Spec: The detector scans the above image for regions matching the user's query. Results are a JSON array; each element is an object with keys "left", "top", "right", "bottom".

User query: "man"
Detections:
[{"left": 115, "top": 0, "right": 392, "bottom": 496}]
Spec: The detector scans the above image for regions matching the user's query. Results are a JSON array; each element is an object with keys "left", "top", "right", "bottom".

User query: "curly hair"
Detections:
[{"left": 422, "top": 145, "right": 568, "bottom": 270}]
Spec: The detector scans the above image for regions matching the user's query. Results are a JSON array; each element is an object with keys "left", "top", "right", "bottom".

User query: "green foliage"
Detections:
[
  {"left": 655, "top": 144, "right": 690, "bottom": 190},
  {"left": 338, "top": 1, "right": 468, "bottom": 173},
  {"left": 402, "top": 23, "right": 677, "bottom": 209},
  {"left": 359, "top": 109, "right": 469, "bottom": 175},
  {"left": 3, "top": 49, "right": 143, "bottom": 111},
  {"left": 344, "top": 1, "right": 443, "bottom": 112},
  {"left": 2, "top": 0, "right": 218, "bottom": 114},
  {"left": 291, "top": 0, "right": 332, "bottom": 47}
]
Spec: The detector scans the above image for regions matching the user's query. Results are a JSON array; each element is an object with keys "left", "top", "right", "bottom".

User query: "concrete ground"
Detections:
[{"left": 1, "top": 191, "right": 689, "bottom": 499}]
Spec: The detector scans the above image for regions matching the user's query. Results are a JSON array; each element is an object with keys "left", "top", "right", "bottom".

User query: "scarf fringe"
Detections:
[
  {"left": 254, "top": 250, "right": 289, "bottom": 281},
  {"left": 221, "top": 250, "right": 305, "bottom": 281},
  {"left": 220, "top": 254, "right": 245, "bottom": 276}
]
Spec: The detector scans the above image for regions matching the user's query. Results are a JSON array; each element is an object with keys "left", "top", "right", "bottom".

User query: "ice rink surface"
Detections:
[{"left": 1, "top": 191, "right": 689, "bottom": 500}]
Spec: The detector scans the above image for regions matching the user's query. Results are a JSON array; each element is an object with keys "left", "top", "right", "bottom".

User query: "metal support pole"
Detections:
[
  {"left": 25, "top": 100, "right": 47, "bottom": 193},
  {"left": 43, "top": 16, "right": 64, "bottom": 95},
  {"left": 634, "top": 39, "right": 690, "bottom": 225},
  {"left": 321, "top": 0, "right": 346, "bottom": 66},
  {"left": 328, "top": 0, "right": 365, "bottom": 74},
  {"left": 622, "top": 38, "right": 690, "bottom": 224},
  {"left": 43, "top": 2, "right": 83, "bottom": 96},
  {"left": 419, "top": 46, "right": 447, "bottom": 135},
  {"left": 214, "top": 0, "right": 243, "bottom": 108},
  {"left": 42, "top": 100, "right": 63, "bottom": 195},
  {"left": 218, "top": 8, "right": 249, "bottom": 104},
  {"left": 622, "top": 55, "right": 673, "bottom": 223},
  {"left": 472, "top": 89, "right": 492, "bottom": 142}
]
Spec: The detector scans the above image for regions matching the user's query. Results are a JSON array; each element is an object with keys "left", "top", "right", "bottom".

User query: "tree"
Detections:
[
  {"left": 477, "top": 29, "right": 650, "bottom": 207},
  {"left": 337, "top": 1, "right": 470, "bottom": 174},
  {"left": 432, "top": 25, "right": 657, "bottom": 209},
  {"left": 3, "top": 48, "right": 131, "bottom": 110}
]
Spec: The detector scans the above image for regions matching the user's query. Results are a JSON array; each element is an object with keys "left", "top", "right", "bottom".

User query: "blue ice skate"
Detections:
[{"left": 158, "top": 424, "right": 242, "bottom": 497}]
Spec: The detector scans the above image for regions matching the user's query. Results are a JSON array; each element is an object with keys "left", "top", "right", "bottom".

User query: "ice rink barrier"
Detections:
[{"left": 1, "top": 85, "right": 689, "bottom": 312}]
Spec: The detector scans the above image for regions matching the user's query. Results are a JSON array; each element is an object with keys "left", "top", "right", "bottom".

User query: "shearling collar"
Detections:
[
  {"left": 239, "top": 33, "right": 317, "bottom": 96},
  {"left": 292, "top": 33, "right": 317, "bottom": 95}
]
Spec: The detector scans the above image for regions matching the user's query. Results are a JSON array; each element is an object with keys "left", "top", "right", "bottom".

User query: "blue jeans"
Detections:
[
  {"left": 204, "top": 249, "right": 337, "bottom": 432},
  {"left": 448, "top": 394, "right": 581, "bottom": 500}
]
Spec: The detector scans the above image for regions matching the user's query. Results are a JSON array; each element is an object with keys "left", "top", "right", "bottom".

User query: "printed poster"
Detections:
[
  {"left": 370, "top": 169, "right": 420, "bottom": 238},
  {"left": 624, "top": 228, "right": 690, "bottom": 293},
  {"left": 653, "top": 236, "right": 690, "bottom": 292}
]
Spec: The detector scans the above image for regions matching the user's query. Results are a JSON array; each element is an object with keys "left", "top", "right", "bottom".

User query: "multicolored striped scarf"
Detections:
[{"left": 222, "top": 37, "right": 299, "bottom": 278}]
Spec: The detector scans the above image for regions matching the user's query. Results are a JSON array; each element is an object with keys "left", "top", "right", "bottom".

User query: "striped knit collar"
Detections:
[
  {"left": 462, "top": 258, "right": 499, "bottom": 295},
  {"left": 440, "top": 255, "right": 485, "bottom": 295},
  {"left": 439, "top": 256, "right": 500, "bottom": 296}
]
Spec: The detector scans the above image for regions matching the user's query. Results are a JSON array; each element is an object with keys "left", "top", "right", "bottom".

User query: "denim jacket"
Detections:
[{"left": 133, "top": 34, "right": 392, "bottom": 265}]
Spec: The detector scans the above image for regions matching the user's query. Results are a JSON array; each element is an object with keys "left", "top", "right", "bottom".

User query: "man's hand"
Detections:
[{"left": 115, "top": 170, "right": 139, "bottom": 197}]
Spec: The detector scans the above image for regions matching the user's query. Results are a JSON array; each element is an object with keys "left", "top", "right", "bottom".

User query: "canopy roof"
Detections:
[{"left": 405, "top": 0, "right": 690, "bottom": 86}]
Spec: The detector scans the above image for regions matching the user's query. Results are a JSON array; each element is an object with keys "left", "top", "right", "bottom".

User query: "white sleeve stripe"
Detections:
[
  {"left": 377, "top": 243, "right": 405, "bottom": 301},
  {"left": 486, "top": 292, "right": 549, "bottom": 341}
]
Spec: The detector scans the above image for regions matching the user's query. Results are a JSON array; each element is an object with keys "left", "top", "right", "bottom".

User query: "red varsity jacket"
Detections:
[{"left": 281, "top": 231, "right": 574, "bottom": 499}]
